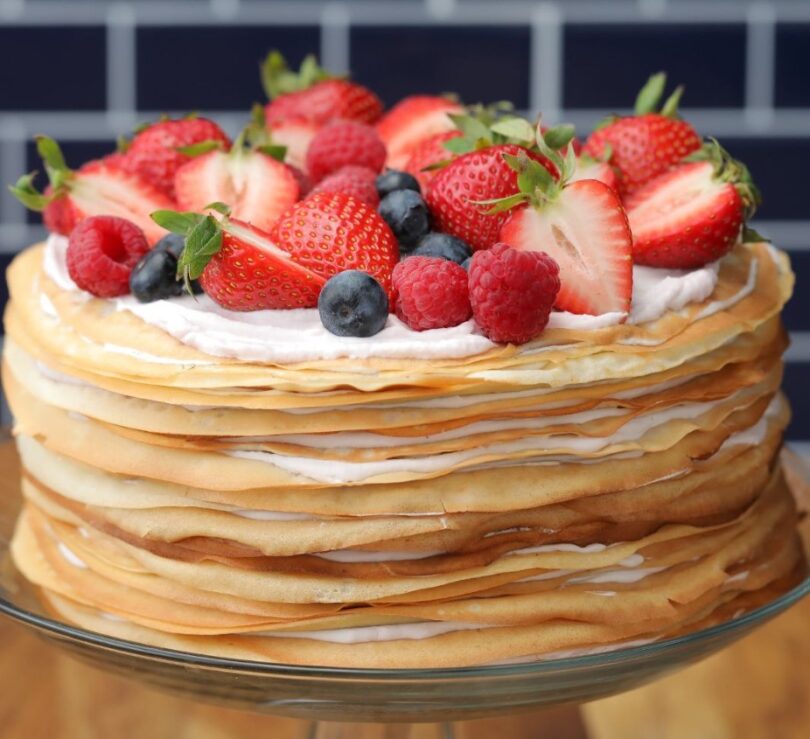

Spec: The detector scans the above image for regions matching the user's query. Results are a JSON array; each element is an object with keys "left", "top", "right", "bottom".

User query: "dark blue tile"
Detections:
[
  {"left": 24, "top": 140, "right": 116, "bottom": 225},
  {"left": 721, "top": 138, "right": 810, "bottom": 221},
  {"left": 136, "top": 26, "right": 320, "bottom": 111},
  {"left": 782, "top": 251, "right": 810, "bottom": 333},
  {"left": 0, "top": 27, "right": 106, "bottom": 111},
  {"left": 775, "top": 24, "right": 810, "bottom": 107},
  {"left": 563, "top": 24, "right": 746, "bottom": 109},
  {"left": 784, "top": 362, "right": 810, "bottom": 440},
  {"left": 350, "top": 26, "right": 531, "bottom": 108}
]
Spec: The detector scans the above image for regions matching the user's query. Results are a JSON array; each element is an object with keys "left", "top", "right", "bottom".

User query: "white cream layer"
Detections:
[{"left": 42, "top": 234, "right": 722, "bottom": 363}]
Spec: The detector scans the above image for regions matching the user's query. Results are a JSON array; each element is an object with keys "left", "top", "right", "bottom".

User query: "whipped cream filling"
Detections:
[{"left": 42, "top": 234, "right": 723, "bottom": 364}]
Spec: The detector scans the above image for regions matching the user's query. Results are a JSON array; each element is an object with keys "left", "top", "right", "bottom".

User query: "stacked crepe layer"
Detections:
[{"left": 3, "top": 241, "right": 806, "bottom": 667}]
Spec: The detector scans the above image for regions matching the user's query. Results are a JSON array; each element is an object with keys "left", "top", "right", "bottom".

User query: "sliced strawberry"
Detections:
[
  {"left": 201, "top": 220, "right": 325, "bottom": 310},
  {"left": 272, "top": 191, "right": 399, "bottom": 294},
  {"left": 174, "top": 145, "right": 299, "bottom": 234},
  {"left": 262, "top": 51, "right": 382, "bottom": 126},
  {"left": 402, "top": 130, "right": 462, "bottom": 190},
  {"left": 375, "top": 96, "right": 463, "bottom": 169},
  {"left": 570, "top": 158, "right": 619, "bottom": 194},
  {"left": 500, "top": 179, "right": 633, "bottom": 315},
  {"left": 267, "top": 117, "right": 320, "bottom": 172},
  {"left": 10, "top": 137, "right": 174, "bottom": 244},
  {"left": 626, "top": 160, "right": 747, "bottom": 269}
]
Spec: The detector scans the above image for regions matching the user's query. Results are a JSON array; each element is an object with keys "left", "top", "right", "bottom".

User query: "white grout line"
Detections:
[
  {"left": 530, "top": 2, "right": 563, "bottom": 123},
  {"left": 106, "top": 3, "right": 137, "bottom": 122},
  {"left": 750, "top": 221, "right": 810, "bottom": 250},
  {"left": 744, "top": 2, "right": 776, "bottom": 131},
  {"left": 0, "top": 119, "right": 28, "bottom": 227},
  {"left": 786, "top": 332, "right": 810, "bottom": 362},
  {"left": 425, "top": 0, "right": 456, "bottom": 20},
  {"left": 321, "top": 2, "right": 351, "bottom": 75},
  {"left": 210, "top": 0, "right": 240, "bottom": 18},
  {"left": 789, "top": 442, "right": 810, "bottom": 459}
]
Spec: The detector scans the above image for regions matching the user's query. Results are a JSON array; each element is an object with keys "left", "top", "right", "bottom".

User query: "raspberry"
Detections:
[
  {"left": 392, "top": 256, "right": 471, "bottom": 331},
  {"left": 468, "top": 243, "right": 560, "bottom": 344},
  {"left": 306, "top": 121, "right": 387, "bottom": 183},
  {"left": 66, "top": 216, "right": 151, "bottom": 298},
  {"left": 311, "top": 165, "right": 380, "bottom": 206}
]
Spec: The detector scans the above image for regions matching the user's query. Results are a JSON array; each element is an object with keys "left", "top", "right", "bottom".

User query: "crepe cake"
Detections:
[{"left": 3, "top": 60, "right": 807, "bottom": 667}]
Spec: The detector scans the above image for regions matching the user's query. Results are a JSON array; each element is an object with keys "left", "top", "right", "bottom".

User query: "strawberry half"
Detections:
[
  {"left": 570, "top": 157, "right": 619, "bottom": 194},
  {"left": 174, "top": 130, "right": 299, "bottom": 234},
  {"left": 583, "top": 73, "right": 700, "bottom": 195},
  {"left": 262, "top": 51, "right": 382, "bottom": 126},
  {"left": 488, "top": 128, "right": 633, "bottom": 316},
  {"left": 10, "top": 136, "right": 174, "bottom": 243},
  {"left": 626, "top": 140, "right": 761, "bottom": 269},
  {"left": 266, "top": 117, "right": 320, "bottom": 172},
  {"left": 152, "top": 207, "right": 325, "bottom": 311},
  {"left": 272, "top": 191, "right": 399, "bottom": 294},
  {"left": 375, "top": 95, "right": 463, "bottom": 169}
]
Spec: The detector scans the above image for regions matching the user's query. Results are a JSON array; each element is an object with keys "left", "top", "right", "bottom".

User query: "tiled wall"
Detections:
[{"left": 0, "top": 0, "right": 808, "bottom": 443}]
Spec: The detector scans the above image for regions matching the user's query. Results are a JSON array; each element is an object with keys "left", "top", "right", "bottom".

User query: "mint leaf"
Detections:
[
  {"left": 151, "top": 209, "right": 203, "bottom": 234},
  {"left": 204, "top": 201, "right": 231, "bottom": 216},
  {"left": 179, "top": 215, "right": 223, "bottom": 281},
  {"left": 634, "top": 72, "right": 666, "bottom": 115},
  {"left": 8, "top": 173, "right": 50, "bottom": 211}
]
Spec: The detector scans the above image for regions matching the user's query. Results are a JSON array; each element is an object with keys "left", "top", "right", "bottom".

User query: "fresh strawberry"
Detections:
[
  {"left": 310, "top": 165, "right": 380, "bottom": 206},
  {"left": 305, "top": 120, "right": 387, "bottom": 183},
  {"left": 11, "top": 136, "right": 174, "bottom": 243},
  {"left": 42, "top": 185, "right": 79, "bottom": 235},
  {"left": 152, "top": 207, "right": 325, "bottom": 311},
  {"left": 120, "top": 117, "right": 230, "bottom": 197},
  {"left": 403, "top": 130, "right": 462, "bottom": 190},
  {"left": 570, "top": 157, "right": 620, "bottom": 194},
  {"left": 583, "top": 73, "right": 700, "bottom": 195},
  {"left": 626, "top": 141, "right": 761, "bottom": 269},
  {"left": 375, "top": 96, "right": 463, "bottom": 169},
  {"left": 267, "top": 117, "right": 320, "bottom": 172},
  {"left": 425, "top": 144, "right": 550, "bottom": 252},
  {"left": 174, "top": 130, "right": 299, "bottom": 234},
  {"left": 492, "top": 130, "right": 633, "bottom": 315},
  {"left": 262, "top": 51, "right": 382, "bottom": 126},
  {"left": 272, "top": 191, "right": 399, "bottom": 294}
]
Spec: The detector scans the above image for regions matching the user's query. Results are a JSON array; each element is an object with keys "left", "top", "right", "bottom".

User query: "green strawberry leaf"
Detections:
[
  {"left": 448, "top": 113, "right": 491, "bottom": 143},
  {"left": 116, "top": 135, "right": 131, "bottom": 153},
  {"left": 35, "top": 135, "right": 70, "bottom": 187},
  {"left": 179, "top": 215, "right": 223, "bottom": 282},
  {"left": 8, "top": 172, "right": 50, "bottom": 211},
  {"left": 660, "top": 85, "right": 685, "bottom": 118},
  {"left": 150, "top": 209, "right": 204, "bottom": 235},
  {"left": 421, "top": 158, "right": 453, "bottom": 172},
  {"left": 634, "top": 72, "right": 667, "bottom": 115},
  {"left": 490, "top": 117, "right": 535, "bottom": 143},
  {"left": 176, "top": 140, "right": 225, "bottom": 157},
  {"left": 257, "top": 144, "right": 288, "bottom": 161},
  {"left": 478, "top": 192, "right": 529, "bottom": 214},
  {"left": 261, "top": 50, "right": 333, "bottom": 100},
  {"left": 443, "top": 136, "right": 476, "bottom": 154},
  {"left": 542, "top": 124, "right": 576, "bottom": 151},
  {"left": 742, "top": 226, "right": 770, "bottom": 243}
]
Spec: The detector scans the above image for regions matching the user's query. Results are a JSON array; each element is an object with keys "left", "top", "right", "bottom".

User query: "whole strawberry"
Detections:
[
  {"left": 392, "top": 257, "right": 472, "bottom": 330},
  {"left": 627, "top": 139, "right": 761, "bottom": 269},
  {"left": 469, "top": 243, "right": 560, "bottom": 344},
  {"left": 306, "top": 121, "right": 387, "bottom": 183},
  {"left": 425, "top": 143, "right": 546, "bottom": 252},
  {"left": 272, "top": 192, "right": 399, "bottom": 294},
  {"left": 583, "top": 73, "right": 700, "bottom": 195},
  {"left": 310, "top": 165, "right": 380, "bottom": 206},
  {"left": 262, "top": 51, "right": 382, "bottom": 126},
  {"left": 121, "top": 116, "right": 230, "bottom": 197}
]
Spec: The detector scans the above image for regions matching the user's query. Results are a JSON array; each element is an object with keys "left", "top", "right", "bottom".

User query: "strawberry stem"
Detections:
[{"left": 260, "top": 51, "right": 334, "bottom": 100}]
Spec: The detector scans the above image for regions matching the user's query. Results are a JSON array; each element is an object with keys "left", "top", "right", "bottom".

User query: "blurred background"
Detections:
[{"left": 0, "top": 0, "right": 807, "bottom": 448}]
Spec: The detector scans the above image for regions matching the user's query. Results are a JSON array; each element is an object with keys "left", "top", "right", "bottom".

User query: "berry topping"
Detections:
[
  {"left": 272, "top": 191, "right": 399, "bottom": 294},
  {"left": 120, "top": 116, "right": 230, "bottom": 197},
  {"left": 410, "top": 232, "right": 472, "bottom": 265},
  {"left": 152, "top": 232, "right": 186, "bottom": 259},
  {"left": 375, "top": 95, "right": 463, "bottom": 169},
  {"left": 318, "top": 270, "right": 389, "bottom": 337},
  {"left": 266, "top": 117, "right": 320, "bottom": 173},
  {"left": 468, "top": 243, "right": 560, "bottom": 344},
  {"left": 66, "top": 216, "right": 150, "bottom": 298},
  {"left": 392, "top": 257, "right": 471, "bottom": 331},
  {"left": 311, "top": 165, "right": 380, "bottom": 207},
  {"left": 130, "top": 234, "right": 201, "bottom": 303},
  {"left": 402, "top": 130, "right": 462, "bottom": 191},
  {"left": 626, "top": 140, "right": 761, "bottom": 269},
  {"left": 262, "top": 51, "right": 383, "bottom": 126},
  {"left": 378, "top": 189, "right": 431, "bottom": 251},
  {"left": 583, "top": 73, "right": 700, "bottom": 195},
  {"left": 10, "top": 136, "right": 174, "bottom": 244},
  {"left": 305, "top": 120, "right": 387, "bottom": 183},
  {"left": 375, "top": 169, "right": 422, "bottom": 198}
]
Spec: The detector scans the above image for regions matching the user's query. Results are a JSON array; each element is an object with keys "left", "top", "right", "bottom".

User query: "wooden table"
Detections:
[{"left": 1, "top": 442, "right": 808, "bottom": 739}]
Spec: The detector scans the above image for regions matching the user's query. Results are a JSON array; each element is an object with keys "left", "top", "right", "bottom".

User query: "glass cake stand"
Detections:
[{"left": 0, "top": 447, "right": 808, "bottom": 737}]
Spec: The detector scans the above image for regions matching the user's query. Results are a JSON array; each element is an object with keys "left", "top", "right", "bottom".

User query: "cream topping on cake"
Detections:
[{"left": 42, "top": 233, "right": 723, "bottom": 363}]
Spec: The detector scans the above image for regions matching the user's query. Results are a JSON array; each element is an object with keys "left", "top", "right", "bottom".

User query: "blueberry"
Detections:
[
  {"left": 152, "top": 233, "right": 186, "bottom": 259},
  {"left": 318, "top": 270, "right": 389, "bottom": 338},
  {"left": 461, "top": 256, "right": 472, "bottom": 272},
  {"left": 129, "top": 249, "right": 186, "bottom": 303},
  {"left": 378, "top": 190, "right": 430, "bottom": 249},
  {"left": 376, "top": 169, "right": 421, "bottom": 198},
  {"left": 410, "top": 232, "right": 472, "bottom": 265}
]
